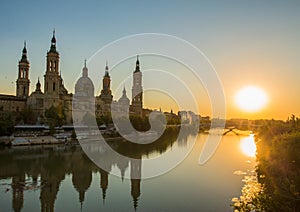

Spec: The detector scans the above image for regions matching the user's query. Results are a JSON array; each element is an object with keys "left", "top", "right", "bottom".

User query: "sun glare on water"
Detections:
[
  {"left": 235, "top": 86, "right": 268, "bottom": 112},
  {"left": 240, "top": 134, "right": 256, "bottom": 157}
]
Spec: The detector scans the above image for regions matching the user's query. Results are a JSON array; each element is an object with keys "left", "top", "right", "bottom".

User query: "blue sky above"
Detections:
[{"left": 0, "top": 0, "right": 299, "bottom": 119}]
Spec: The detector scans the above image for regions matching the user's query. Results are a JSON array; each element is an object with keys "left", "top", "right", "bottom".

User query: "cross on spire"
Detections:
[
  {"left": 51, "top": 28, "right": 56, "bottom": 45},
  {"left": 104, "top": 60, "right": 109, "bottom": 77},
  {"left": 22, "top": 40, "right": 27, "bottom": 54},
  {"left": 105, "top": 60, "right": 108, "bottom": 70}
]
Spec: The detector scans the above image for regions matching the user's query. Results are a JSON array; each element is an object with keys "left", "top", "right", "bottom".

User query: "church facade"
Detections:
[{"left": 0, "top": 31, "right": 145, "bottom": 125}]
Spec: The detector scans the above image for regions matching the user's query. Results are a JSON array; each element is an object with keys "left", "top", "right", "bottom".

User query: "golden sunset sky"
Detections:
[{"left": 0, "top": 1, "right": 299, "bottom": 120}]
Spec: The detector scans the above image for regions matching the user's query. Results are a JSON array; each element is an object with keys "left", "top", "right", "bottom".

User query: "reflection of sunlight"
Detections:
[{"left": 240, "top": 134, "right": 256, "bottom": 157}]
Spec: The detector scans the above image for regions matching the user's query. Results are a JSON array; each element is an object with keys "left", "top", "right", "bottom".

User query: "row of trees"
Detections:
[{"left": 0, "top": 105, "right": 66, "bottom": 136}]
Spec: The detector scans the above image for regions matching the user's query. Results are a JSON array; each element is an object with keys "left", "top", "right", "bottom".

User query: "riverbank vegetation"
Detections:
[{"left": 232, "top": 115, "right": 300, "bottom": 211}]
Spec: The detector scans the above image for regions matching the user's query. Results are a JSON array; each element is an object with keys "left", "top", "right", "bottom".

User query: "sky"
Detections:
[{"left": 0, "top": 0, "right": 299, "bottom": 120}]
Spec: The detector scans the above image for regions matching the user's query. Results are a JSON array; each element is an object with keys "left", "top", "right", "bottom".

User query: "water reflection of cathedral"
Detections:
[
  {"left": 0, "top": 124, "right": 196, "bottom": 211},
  {"left": 0, "top": 146, "right": 143, "bottom": 211}
]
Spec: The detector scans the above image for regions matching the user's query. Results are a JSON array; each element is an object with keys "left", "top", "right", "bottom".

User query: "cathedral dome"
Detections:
[
  {"left": 75, "top": 61, "right": 94, "bottom": 97},
  {"left": 75, "top": 76, "right": 94, "bottom": 97}
]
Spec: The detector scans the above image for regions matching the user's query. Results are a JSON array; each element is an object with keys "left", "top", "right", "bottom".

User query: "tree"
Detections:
[
  {"left": 129, "top": 115, "right": 151, "bottom": 131},
  {"left": 233, "top": 116, "right": 300, "bottom": 211},
  {"left": 16, "top": 107, "right": 36, "bottom": 124},
  {"left": 0, "top": 113, "right": 15, "bottom": 136},
  {"left": 45, "top": 105, "right": 65, "bottom": 127}
]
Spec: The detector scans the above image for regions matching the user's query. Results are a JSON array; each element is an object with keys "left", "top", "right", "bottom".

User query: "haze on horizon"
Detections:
[{"left": 0, "top": 0, "right": 299, "bottom": 120}]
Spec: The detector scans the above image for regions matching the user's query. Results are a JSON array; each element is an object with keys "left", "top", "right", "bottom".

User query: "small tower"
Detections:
[
  {"left": 44, "top": 29, "right": 60, "bottom": 96},
  {"left": 16, "top": 41, "right": 30, "bottom": 98},
  {"left": 131, "top": 55, "right": 143, "bottom": 115},
  {"left": 100, "top": 169, "right": 109, "bottom": 204},
  {"left": 99, "top": 61, "right": 113, "bottom": 104},
  {"left": 35, "top": 78, "right": 42, "bottom": 93},
  {"left": 118, "top": 86, "right": 130, "bottom": 113}
]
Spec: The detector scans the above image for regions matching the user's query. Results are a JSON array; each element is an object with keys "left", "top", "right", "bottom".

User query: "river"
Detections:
[{"left": 0, "top": 132, "right": 256, "bottom": 211}]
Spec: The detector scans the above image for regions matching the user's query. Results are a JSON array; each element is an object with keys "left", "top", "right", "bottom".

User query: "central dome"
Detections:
[
  {"left": 75, "top": 76, "right": 94, "bottom": 97},
  {"left": 74, "top": 61, "right": 94, "bottom": 97}
]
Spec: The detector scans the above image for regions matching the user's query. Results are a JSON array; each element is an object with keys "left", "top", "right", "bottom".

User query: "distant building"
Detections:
[{"left": 178, "top": 110, "right": 199, "bottom": 124}]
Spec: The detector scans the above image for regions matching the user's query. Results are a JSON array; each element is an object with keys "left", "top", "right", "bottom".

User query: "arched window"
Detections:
[
  {"left": 50, "top": 61, "right": 52, "bottom": 71},
  {"left": 21, "top": 69, "right": 25, "bottom": 78},
  {"left": 54, "top": 61, "right": 56, "bottom": 72}
]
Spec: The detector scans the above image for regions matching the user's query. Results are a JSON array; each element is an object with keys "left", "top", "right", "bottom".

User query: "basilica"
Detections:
[{"left": 0, "top": 31, "right": 144, "bottom": 125}]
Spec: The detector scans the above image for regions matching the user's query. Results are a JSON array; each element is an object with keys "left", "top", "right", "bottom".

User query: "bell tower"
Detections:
[
  {"left": 44, "top": 30, "right": 60, "bottom": 107},
  {"left": 131, "top": 55, "right": 143, "bottom": 115},
  {"left": 99, "top": 61, "right": 113, "bottom": 104},
  {"left": 44, "top": 30, "right": 60, "bottom": 95},
  {"left": 16, "top": 41, "right": 30, "bottom": 98}
]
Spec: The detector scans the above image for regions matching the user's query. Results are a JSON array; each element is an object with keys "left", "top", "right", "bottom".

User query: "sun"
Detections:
[{"left": 235, "top": 86, "right": 268, "bottom": 112}]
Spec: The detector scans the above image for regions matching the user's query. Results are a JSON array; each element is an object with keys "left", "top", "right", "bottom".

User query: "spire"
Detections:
[
  {"left": 122, "top": 86, "right": 127, "bottom": 97},
  {"left": 20, "top": 41, "right": 29, "bottom": 63},
  {"left": 134, "top": 55, "right": 140, "bottom": 72},
  {"left": 105, "top": 60, "right": 109, "bottom": 77},
  {"left": 51, "top": 29, "right": 56, "bottom": 44},
  {"left": 22, "top": 41, "right": 27, "bottom": 54},
  {"left": 49, "top": 29, "right": 57, "bottom": 53},
  {"left": 82, "top": 59, "right": 88, "bottom": 77},
  {"left": 36, "top": 77, "right": 41, "bottom": 92}
]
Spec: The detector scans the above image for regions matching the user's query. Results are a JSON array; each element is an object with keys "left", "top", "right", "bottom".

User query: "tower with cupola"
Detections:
[
  {"left": 16, "top": 41, "right": 30, "bottom": 98},
  {"left": 99, "top": 61, "right": 113, "bottom": 104},
  {"left": 131, "top": 56, "right": 143, "bottom": 116},
  {"left": 44, "top": 30, "right": 61, "bottom": 108}
]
